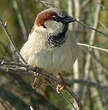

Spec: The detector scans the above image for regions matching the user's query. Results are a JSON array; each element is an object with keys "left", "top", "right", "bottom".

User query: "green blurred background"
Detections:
[{"left": 0, "top": 0, "right": 108, "bottom": 110}]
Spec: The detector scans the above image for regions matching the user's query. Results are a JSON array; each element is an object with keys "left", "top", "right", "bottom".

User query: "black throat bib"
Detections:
[{"left": 48, "top": 24, "right": 68, "bottom": 48}]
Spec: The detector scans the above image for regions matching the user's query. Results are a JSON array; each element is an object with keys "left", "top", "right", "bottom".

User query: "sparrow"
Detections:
[{"left": 20, "top": 8, "right": 79, "bottom": 88}]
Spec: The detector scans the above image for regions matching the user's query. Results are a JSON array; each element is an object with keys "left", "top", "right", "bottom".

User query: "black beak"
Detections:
[{"left": 61, "top": 16, "right": 76, "bottom": 24}]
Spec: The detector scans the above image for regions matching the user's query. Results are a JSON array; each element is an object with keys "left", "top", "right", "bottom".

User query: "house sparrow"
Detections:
[{"left": 20, "top": 8, "right": 79, "bottom": 88}]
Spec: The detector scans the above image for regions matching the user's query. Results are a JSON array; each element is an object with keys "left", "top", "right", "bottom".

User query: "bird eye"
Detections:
[
  {"left": 52, "top": 15, "right": 58, "bottom": 20},
  {"left": 52, "top": 15, "right": 61, "bottom": 22},
  {"left": 52, "top": 15, "right": 56, "bottom": 18}
]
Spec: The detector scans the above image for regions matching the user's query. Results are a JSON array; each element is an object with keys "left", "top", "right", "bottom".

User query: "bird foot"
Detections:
[
  {"left": 32, "top": 66, "right": 42, "bottom": 88},
  {"left": 56, "top": 72, "right": 65, "bottom": 93}
]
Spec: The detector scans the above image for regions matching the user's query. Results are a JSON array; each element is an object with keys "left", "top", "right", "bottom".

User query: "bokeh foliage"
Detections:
[{"left": 0, "top": 0, "right": 108, "bottom": 110}]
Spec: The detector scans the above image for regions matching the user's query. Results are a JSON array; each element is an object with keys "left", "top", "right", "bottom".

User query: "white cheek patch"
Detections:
[{"left": 45, "top": 20, "right": 64, "bottom": 35}]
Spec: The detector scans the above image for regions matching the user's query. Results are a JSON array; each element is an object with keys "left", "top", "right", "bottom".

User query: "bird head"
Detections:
[
  {"left": 30, "top": 8, "right": 75, "bottom": 47},
  {"left": 34, "top": 8, "right": 75, "bottom": 28}
]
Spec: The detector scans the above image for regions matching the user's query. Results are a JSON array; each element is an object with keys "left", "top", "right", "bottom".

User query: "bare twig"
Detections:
[
  {"left": 19, "top": 0, "right": 30, "bottom": 36},
  {"left": 13, "top": 0, "right": 27, "bottom": 41},
  {"left": 0, "top": 17, "right": 27, "bottom": 64},
  {"left": 94, "top": 50, "right": 103, "bottom": 74},
  {"left": 92, "top": 50, "right": 108, "bottom": 109},
  {"left": 74, "top": 0, "right": 80, "bottom": 28},
  {"left": 73, "top": 0, "right": 80, "bottom": 92},
  {"left": 59, "top": 92, "right": 77, "bottom": 110},
  {"left": 1, "top": 59, "right": 108, "bottom": 94},
  {"left": 0, "top": 62, "right": 59, "bottom": 110},
  {"left": 1, "top": 59, "right": 108, "bottom": 110},
  {"left": 81, "top": 0, "right": 101, "bottom": 104},
  {"left": 77, "top": 43, "right": 108, "bottom": 53},
  {"left": 65, "top": 86, "right": 82, "bottom": 110},
  {"left": 91, "top": 68, "right": 105, "bottom": 109},
  {"left": 80, "top": 47, "right": 108, "bottom": 72},
  {"left": 0, "top": 59, "right": 82, "bottom": 110},
  {"left": 74, "top": 19, "right": 108, "bottom": 37},
  {"left": 99, "top": 21, "right": 108, "bottom": 32},
  {"left": 66, "top": 78, "right": 108, "bottom": 93}
]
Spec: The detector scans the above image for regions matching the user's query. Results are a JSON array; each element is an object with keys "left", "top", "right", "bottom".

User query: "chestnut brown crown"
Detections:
[{"left": 35, "top": 8, "right": 75, "bottom": 27}]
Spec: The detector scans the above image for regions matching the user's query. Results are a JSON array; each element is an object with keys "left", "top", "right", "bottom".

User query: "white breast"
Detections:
[{"left": 20, "top": 28, "right": 78, "bottom": 74}]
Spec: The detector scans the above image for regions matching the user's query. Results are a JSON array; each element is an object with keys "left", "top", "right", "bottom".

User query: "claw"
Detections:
[
  {"left": 56, "top": 84, "right": 65, "bottom": 93},
  {"left": 32, "top": 67, "right": 42, "bottom": 88},
  {"left": 56, "top": 72, "right": 65, "bottom": 93}
]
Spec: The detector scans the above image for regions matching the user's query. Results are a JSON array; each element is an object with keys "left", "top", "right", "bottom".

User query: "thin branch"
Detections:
[
  {"left": 91, "top": 68, "right": 105, "bottom": 109},
  {"left": 2, "top": 59, "right": 108, "bottom": 108},
  {"left": 73, "top": 0, "right": 80, "bottom": 92},
  {"left": 60, "top": 92, "right": 77, "bottom": 110},
  {"left": 0, "top": 63, "right": 59, "bottom": 110},
  {"left": 74, "top": 0, "right": 80, "bottom": 28},
  {"left": 81, "top": 0, "right": 101, "bottom": 104},
  {"left": 1, "top": 59, "right": 108, "bottom": 109},
  {"left": 0, "top": 17, "right": 27, "bottom": 64},
  {"left": 66, "top": 79, "right": 108, "bottom": 93},
  {"left": 13, "top": 0, "right": 27, "bottom": 41},
  {"left": 19, "top": 0, "right": 30, "bottom": 35},
  {"left": 69, "top": 17, "right": 108, "bottom": 37},
  {"left": 80, "top": 47, "right": 108, "bottom": 72},
  {"left": 99, "top": 21, "right": 108, "bottom": 32},
  {"left": 1, "top": 59, "right": 108, "bottom": 94},
  {"left": 0, "top": 59, "right": 82, "bottom": 110},
  {"left": 94, "top": 50, "right": 103, "bottom": 74},
  {"left": 65, "top": 86, "right": 82, "bottom": 110},
  {"left": 74, "top": 19, "right": 108, "bottom": 37},
  {"left": 77, "top": 43, "right": 108, "bottom": 53},
  {"left": 1, "top": 58, "right": 108, "bottom": 108}
]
